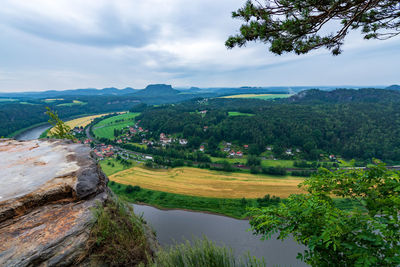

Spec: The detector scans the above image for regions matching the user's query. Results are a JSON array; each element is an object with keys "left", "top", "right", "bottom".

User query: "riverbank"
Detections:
[
  {"left": 109, "top": 182, "right": 266, "bottom": 219},
  {"left": 10, "top": 122, "right": 50, "bottom": 138}
]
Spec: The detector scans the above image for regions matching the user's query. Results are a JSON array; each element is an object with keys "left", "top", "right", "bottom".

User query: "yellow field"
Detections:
[
  {"left": 49, "top": 112, "right": 125, "bottom": 134},
  {"left": 109, "top": 166, "right": 305, "bottom": 198}
]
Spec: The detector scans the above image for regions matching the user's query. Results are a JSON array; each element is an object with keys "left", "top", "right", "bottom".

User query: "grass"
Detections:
[
  {"left": 211, "top": 156, "right": 295, "bottom": 168},
  {"left": 220, "top": 94, "right": 292, "bottom": 100},
  {"left": 82, "top": 197, "right": 152, "bottom": 266},
  {"left": 109, "top": 166, "right": 305, "bottom": 198},
  {"left": 100, "top": 158, "right": 135, "bottom": 176},
  {"left": 57, "top": 100, "right": 87, "bottom": 106},
  {"left": 110, "top": 182, "right": 260, "bottom": 219},
  {"left": 261, "top": 159, "right": 294, "bottom": 168},
  {"left": 93, "top": 112, "right": 140, "bottom": 140},
  {"left": 153, "top": 237, "right": 266, "bottom": 267},
  {"left": 228, "top": 111, "right": 254, "bottom": 117}
]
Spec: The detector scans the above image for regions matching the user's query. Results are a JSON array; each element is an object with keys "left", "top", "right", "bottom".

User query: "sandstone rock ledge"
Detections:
[{"left": 0, "top": 139, "right": 109, "bottom": 266}]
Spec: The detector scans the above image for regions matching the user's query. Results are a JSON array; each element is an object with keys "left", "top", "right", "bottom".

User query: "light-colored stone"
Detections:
[{"left": 0, "top": 139, "right": 109, "bottom": 267}]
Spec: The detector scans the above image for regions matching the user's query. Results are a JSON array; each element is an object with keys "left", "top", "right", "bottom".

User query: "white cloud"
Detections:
[{"left": 0, "top": 0, "right": 398, "bottom": 91}]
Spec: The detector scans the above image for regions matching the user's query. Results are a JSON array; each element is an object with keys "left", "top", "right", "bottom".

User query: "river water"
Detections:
[
  {"left": 133, "top": 204, "right": 308, "bottom": 267},
  {"left": 14, "top": 124, "right": 50, "bottom": 140}
]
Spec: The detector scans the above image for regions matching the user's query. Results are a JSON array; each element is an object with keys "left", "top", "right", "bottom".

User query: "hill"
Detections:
[
  {"left": 386, "top": 84, "right": 400, "bottom": 90},
  {"left": 288, "top": 88, "right": 400, "bottom": 103}
]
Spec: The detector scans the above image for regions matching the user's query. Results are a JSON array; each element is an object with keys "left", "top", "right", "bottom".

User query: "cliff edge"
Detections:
[{"left": 0, "top": 139, "right": 109, "bottom": 266}]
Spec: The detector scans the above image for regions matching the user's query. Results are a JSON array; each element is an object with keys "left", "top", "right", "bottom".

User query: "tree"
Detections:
[
  {"left": 249, "top": 164, "right": 400, "bottom": 266},
  {"left": 45, "top": 107, "right": 74, "bottom": 140},
  {"left": 226, "top": 0, "right": 400, "bottom": 55}
]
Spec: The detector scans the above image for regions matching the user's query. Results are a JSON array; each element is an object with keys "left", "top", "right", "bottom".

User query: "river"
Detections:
[
  {"left": 133, "top": 204, "right": 308, "bottom": 267},
  {"left": 15, "top": 124, "right": 50, "bottom": 140}
]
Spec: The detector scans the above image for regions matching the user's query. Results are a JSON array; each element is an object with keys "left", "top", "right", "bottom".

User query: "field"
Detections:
[
  {"left": 221, "top": 94, "right": 292, "bottom": 100},
  {"left": 109, "top": 166, "right": 304, "bottom": 198},
  {"left": 211, "top": 156, "right": 295, "bottom": 168},
  {"left": 0, "top": 98, "right": 18, "bottom": 102},
  {"left": 100, "top": 158, "right": 135, "bottom": 176},
  {"left": 110, "top": 182, "right": 260, "bottom": 218},
  {"left": 57, "top": 100, "right": 87, "bottom": 106},
  {"left": 93, "top": 112, "right": 140, "bottom": 140},
  {"left": 48, "top": 113, "right": 115, "bottom": 135},
  {"left": 228, "top": 111, "right": 254, "bottom": 116},
  {"left": 43, "top": 98, "right": 64, "bottom": 103}
]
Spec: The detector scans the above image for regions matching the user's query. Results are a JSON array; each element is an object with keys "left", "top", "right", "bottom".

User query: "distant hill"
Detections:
[
  {"left": 386, "top": 84, "right": 400, "bottom": 90},
  {"left": 0, "top": 87, "right": 136, "bottom": 98},
  {"left": 288, "top": 88, "right": 400, "bottom": 103},
  {"left": 133, "top": 84, "right": 179, "bottom": 97}
]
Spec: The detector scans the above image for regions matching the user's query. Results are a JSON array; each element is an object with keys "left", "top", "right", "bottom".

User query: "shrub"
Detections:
[
  {"left": 125, "top": 185, "right": 134, "bottom": 194},
  {"left": 83, "top": 198, "right": 152, "bottom": 266}
]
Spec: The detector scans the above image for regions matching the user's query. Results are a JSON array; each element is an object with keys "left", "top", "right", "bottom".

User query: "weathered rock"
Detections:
[{"left": 0, "top": 139, "right": 109, "bottom": 267}]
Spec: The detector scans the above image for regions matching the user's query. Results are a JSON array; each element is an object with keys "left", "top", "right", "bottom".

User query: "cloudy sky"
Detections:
[{"left": 0, "top": 0, "right": 399, "bottom": 92}]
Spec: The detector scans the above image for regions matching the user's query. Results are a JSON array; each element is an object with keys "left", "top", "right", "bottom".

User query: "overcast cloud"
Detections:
[{"left": 0, "top": 0, "right": 398, "bottom": 92}]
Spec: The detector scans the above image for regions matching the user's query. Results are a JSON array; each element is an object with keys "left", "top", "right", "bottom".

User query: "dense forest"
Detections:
[{"left": 136, "top": 89, "right": 400, "bottom": 162}]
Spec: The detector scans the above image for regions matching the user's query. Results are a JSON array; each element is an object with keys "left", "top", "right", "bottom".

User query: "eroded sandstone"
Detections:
[{"left": 0, "top": 139, "right": 109, "bottom": 266}]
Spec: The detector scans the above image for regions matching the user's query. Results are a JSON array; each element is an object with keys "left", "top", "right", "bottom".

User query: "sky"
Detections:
[{"left": 0, "top": 0, "right": 399, "bottom": 92}]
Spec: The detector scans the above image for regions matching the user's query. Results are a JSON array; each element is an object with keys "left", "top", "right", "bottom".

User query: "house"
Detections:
[
  {"left": 285, "top": 149, "right": 293, "bottom": 156},
  {"left": 199, "top": 145, "right": 205, "bottom": 152},
  {"left": 266, "top": 146, "right": 272, "bottom": 151},
  {"left": 236, "top": 151, "right": 243, "bottom": 157},
  {"left": 229, "top": 150, "right": 235, "bottom": 157},
  {"left": 179, "top": 139, "right": 188, "bottom": 145},
  {"left": 329, "top": 155, "right": 336, "bottom": 160},
  {"left": 145, "top": 156, "right": 153, "bottom": 160},
  {"left": 243, "top": 144, "right": 249, "bottom": 149},
  {"left": 203, "top": 126, "right": 208, "bottom": 131},
  {"left": 199, "top": 110, "right": 208, "bottom": 114}
]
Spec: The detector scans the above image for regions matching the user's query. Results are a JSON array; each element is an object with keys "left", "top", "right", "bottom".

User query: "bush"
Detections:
[
  {"left": 125, "top": 185, "right": 134, "bottom": 194},
  {"left": 132, "top": 185, "right": 142, "bottom": 192},
  {"left": 83, "top": 198, "right": 152, "bottom": 266},
  {"left": 250, "top": 166, "right": 260, "bottom": 174},
  {"left": 261, "top": 166, "right": 286, "bottom": 176},
  {"left": 291, "top": 170, "right": 313, "bottom": 177}
]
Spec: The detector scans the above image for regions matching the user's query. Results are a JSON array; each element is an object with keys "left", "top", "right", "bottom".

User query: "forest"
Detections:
[{"left": 136, "top": 89, "right": 400, "bottom": 162}]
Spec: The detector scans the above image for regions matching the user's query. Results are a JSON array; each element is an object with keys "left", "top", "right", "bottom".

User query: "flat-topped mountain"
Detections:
[{"left": 133, "top": 84, "right": 180, "bottom": 96}]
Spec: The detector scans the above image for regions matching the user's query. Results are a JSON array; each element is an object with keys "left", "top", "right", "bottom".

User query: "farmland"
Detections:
[
  {"left": 221, "top": 94, "right": 292, "bottom": 100},
  {"left": 57, "top": 100, "right": 87, "bottom": 106},
  {"left": 92, "top": 112, "right": 140, "bottom": 140},
  {"left": 48, "top": 113, "right": 114, "bottom": 135},
  {"left": 109, "top": 166, "right": 304, "bottom": 198}
]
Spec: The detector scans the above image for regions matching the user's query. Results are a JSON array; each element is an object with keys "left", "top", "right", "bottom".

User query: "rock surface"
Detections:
[{"left": 0, "top": 139, "right": 109, "bottom": 267}]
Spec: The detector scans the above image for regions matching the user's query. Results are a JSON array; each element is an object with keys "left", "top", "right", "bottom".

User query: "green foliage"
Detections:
[
  {"left": 137, "top": 92, "right": 400, "bottom": 162},
  {"left": 246, "top": 155, "right": 261, "bottom": 166},
  {"left": 152, "top": 237, "right": 266, "bottom": 267},
  {"left": 45, "top": 107, "right": 74, "bottom": 140},
  {"left": 226, "top": 0, "right": 400, "bottom": 55},
  {"left": 109, "top": 182, "right": 260, "bottom": 219},
  {"left": 261, "top": 166, "right": 286, "bottom": 176},
  {"left": 84, "top": 198, "right": 152, "bottom": 266},
  {"left": 249, "top": 164, "right": 400, "bottom": 266}
]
